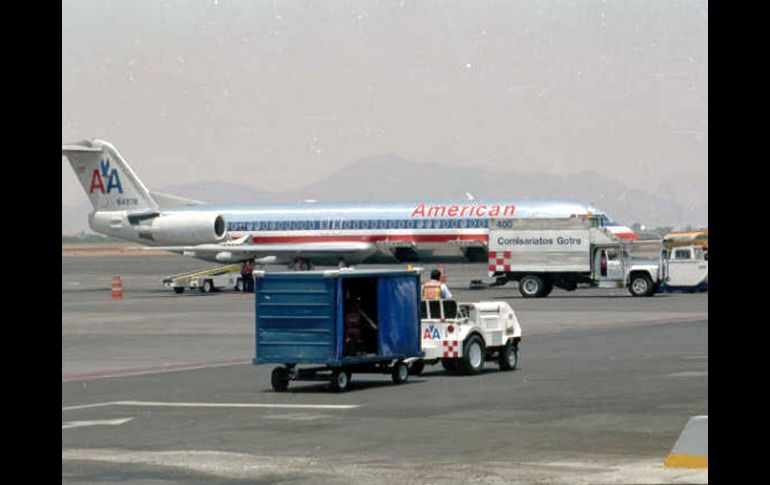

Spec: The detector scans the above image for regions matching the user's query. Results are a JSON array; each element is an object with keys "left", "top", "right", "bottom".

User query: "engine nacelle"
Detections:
[{"left": 149, "top": 213, "right": 227, "bottom": 245}]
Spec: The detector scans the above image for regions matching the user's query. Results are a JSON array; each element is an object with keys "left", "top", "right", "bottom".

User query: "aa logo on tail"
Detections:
[{"left": 89, "top": 159, "right": 123, "bottom": 194}]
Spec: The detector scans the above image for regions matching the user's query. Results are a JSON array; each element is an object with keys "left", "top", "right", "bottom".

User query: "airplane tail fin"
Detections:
[{"left": 62, "top": 139, "right": 158, "bottom": 212}]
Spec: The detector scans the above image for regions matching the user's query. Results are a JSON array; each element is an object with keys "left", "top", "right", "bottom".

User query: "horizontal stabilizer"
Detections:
[{"left": 150, "top": 191, "right": 206, "bottom": 208}]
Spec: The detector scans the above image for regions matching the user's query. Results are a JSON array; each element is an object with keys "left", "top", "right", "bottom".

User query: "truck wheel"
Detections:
[
  {"left": 392, "top": 361, "right": 409, "bottom": 384},
  {"left": 541, "top": 281, "right": 554, "bottom": 297},
  {"left": 441, "top": 359, "right": 459, "bottom": 374},
  {"left": 173, "top": 287, "right": 184, "bottom": 294},
  {"left": 629, "top": 274, "right": 654, "bottom": 297},
  {"left": 461, "top": 335, "right": 485, "bottom": 375},
  {"left": 408, "top": 360, "right": 425, "bottom": 376},
  {"left": 271, "top": 367, "right": 290, "bottom": 392},
  {"left": 331, "top": 369, "right": 351, "bottom": 392},
  {"left": 519, "top": 275, "right": 545, "bottom": 298},
  {"left": 203, "top": 280, "right": 215, "bottom": 293},
  {"left": 563, "top": 281, "right": 577, "bottom": 292},
  {"left": 498, "top": 342, "right": 518, "bottom": 371}
]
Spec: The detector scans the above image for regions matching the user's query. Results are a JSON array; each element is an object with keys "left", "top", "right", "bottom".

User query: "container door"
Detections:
[
  {"left": 255, "top": 274, "right": 337, "bottom": 364},
  {"left": 377, "top": 275, "right": 420, "bottom": 358}
]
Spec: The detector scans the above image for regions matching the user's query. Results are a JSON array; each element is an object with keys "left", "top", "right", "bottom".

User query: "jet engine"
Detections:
[{"left": 147, "top": 213, "right": 227, "bottom": 245}]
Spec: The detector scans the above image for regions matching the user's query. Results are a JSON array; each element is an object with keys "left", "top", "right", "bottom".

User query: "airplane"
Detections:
[{"left": 62, "top": 139, "right": 638, "bottom": 265}]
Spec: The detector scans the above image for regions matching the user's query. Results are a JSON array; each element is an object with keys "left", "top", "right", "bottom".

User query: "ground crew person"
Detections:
[
  {"left": 422, "top": 268, "right": 453, "bottom": 300},
  {"left": 241, "top": 259, "right": 254, "bottom": 293}
]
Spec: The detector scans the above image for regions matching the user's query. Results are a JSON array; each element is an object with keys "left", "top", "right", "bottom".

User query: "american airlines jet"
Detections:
[{"left": 62, "top": 139, "right": 637, "bottom": 265}]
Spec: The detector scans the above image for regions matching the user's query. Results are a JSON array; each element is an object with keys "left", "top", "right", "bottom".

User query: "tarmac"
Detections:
[{"left": 62, "top": 252, "right": 708, "bottom": 484}]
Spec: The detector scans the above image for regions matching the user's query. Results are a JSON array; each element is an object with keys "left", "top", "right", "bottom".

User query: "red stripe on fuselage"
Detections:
[{"left": 249, "top": 233, "right": 487, "bottom": 244}]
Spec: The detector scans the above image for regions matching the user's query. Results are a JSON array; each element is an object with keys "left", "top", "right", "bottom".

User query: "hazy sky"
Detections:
[{"left": 62, "top": 0, "right": 707, "bottom": 207}]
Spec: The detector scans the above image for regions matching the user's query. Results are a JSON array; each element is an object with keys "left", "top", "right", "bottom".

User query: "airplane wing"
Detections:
[{"left": 131, "top": 241, "right": 378, "bottom": 263}]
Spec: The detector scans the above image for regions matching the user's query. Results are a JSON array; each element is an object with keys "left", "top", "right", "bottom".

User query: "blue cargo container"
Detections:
[{"left": 253, "top": 268, "right": 422, "bottom": 392}]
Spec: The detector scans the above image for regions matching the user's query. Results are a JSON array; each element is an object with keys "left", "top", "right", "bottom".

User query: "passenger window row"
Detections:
[{"left": 227, "top": 219, "right": 491, "bottom": 232}]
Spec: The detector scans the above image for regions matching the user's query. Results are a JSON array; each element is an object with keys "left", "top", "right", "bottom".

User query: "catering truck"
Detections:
[{"left": 486, "top": 217, "right": 668, "bottom": 297}]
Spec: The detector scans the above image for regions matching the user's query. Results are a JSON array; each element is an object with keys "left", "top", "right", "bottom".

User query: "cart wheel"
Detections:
[
  {"left": 461, "top": 335, "right": 485, "bottom": 375},
  {"left": 271, "top": 367, "right": 290, "bottom": 392},
  {"left": 392, "top": 361, "right": 409, "bottom": 384},
  {"left": 441, "top": 359, "right": 459, "bottom": 374},
  {"left": 331, "top": 369, "right": 351, "bottom": 392},
  {"left": 408, "top": 360, "right": 425, "bottom": 376},
  {"left": 498, "top": 342, "right": 518, "bottom": 371}
]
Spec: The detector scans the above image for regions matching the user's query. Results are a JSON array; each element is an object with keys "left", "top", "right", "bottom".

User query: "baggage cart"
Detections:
[{"left": 253, "top": 268, "right": 422, "bottom": 392}]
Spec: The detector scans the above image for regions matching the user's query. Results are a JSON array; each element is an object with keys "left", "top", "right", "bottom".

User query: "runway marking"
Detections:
[
  {"left": 666, "top": 371, "right": 708, "bottom": 378},
  {"left": 526, "top": 314, "right": 709, "bottom": 337},
  {"left": 62, "top": 402, "right": 120, "bottom": 411},
  {"left": 62, "top": 417, "right": 133, "bottom": 430},
  {"left": 63, "top": 400, "right": 360, "bottom": 411},
  {"left": 62, "top": 357, "right": 253, "bottom": 382},
  {"left": 262, "top": 413, "right": 329, "bottom": 421}
]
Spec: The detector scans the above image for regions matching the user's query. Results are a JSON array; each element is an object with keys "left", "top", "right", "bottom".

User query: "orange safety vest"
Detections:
[{"left": 422, "top": 280, "right": 442, "bottom": 300}]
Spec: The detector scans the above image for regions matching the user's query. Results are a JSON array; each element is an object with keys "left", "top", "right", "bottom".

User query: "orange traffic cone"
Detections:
[{"left": 111, "top": 276, "right": 124, "bottom": 300}]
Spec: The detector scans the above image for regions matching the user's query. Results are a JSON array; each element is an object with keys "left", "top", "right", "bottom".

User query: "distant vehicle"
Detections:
[
  {"left": 410, "top": 299, "right": 522, "bottom": 376},
  {"left": 485, "top": 217, "right": 703, "bottom": 297},
  {"left": 486, "top": 217, "right": 663, "bottom": 297},
  {"left": 660, "top": 245, "right": 709, "bottom": 292},
  {"left": 162, "top": 264, "right": 243, "bottom": 294},
  {"left": 62, "top": 139, "right": 637, "bottom": 267},
  {"left": 664, "top": 229, "right": 708, "bottom": 259}
]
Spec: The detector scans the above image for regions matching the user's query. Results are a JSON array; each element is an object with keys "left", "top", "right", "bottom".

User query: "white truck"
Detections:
[
  {"left": 660, "top": 244, "right": 709, "bottom": 292},
  {"left": 408, "top": 299, "right": 523, "bottom": 375},
  {"left": 485, "top": 217, "right": 668, "bottom": 297}
]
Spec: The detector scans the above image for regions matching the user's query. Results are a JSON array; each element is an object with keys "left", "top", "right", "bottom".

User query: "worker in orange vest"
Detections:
[{"left": 421, "top": 269, "right": 453, "bottom": 300}]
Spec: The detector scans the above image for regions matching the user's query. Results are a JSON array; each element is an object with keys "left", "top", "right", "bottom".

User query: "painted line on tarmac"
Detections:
[
  {"left": 62, "top": 357, "right": 253, "bottom": 383},
  {"left": 62, "top": 417, "right": 133, "bottom": 430},
  {"left": 526, "top": 314, "right": 709, "bottom": 337},
  {"left": 63, "top": 401, "right": 360, "bottom": 411},
  {"left": 666, "top": 371, "right": 708, "bottom": 378}
]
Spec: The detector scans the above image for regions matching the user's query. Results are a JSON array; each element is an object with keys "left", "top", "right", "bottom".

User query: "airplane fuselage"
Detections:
[{"left": 91, "top": 199, "right": 633, "bottom": 264}]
